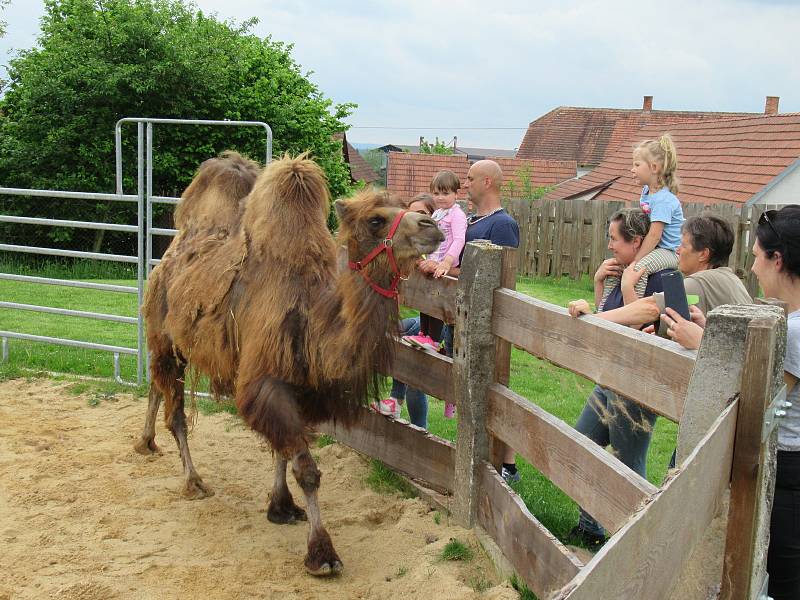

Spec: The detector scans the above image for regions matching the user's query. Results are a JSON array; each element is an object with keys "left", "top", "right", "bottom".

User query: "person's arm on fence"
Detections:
[
  {"left": 661, "top": 307, "right": 704, "bottom": 350},
  {"left": 568, "top": 296, "right": 660, "bottom": 328}
]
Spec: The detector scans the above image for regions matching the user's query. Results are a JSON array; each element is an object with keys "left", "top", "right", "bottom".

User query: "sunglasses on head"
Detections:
[{"left": 759, "top": 210, "right": 784, "bottom": 245}]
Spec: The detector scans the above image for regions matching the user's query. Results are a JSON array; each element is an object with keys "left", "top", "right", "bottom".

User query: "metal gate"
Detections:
[{"left": 0, "top": 117, "right": 272, "bottom": 385}]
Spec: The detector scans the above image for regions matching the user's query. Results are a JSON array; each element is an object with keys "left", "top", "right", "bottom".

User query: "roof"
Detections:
[
  {"left": 375, "top": 144, "right": 517, "bottom": 158},
  {"left": 386, "top": 153, "right": 576, "bottom": 200},
  {"left": 517, "top": 105, "right": 758, "bottom": 166},
  {"left": 334, "top": 133, "right": 380, "bottom": 184},
  {"left": 543, "top": 113, "right": 800, "bottom": 206}
]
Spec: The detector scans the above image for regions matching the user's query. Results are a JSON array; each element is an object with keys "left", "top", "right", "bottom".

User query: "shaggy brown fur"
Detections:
[{"left": 136, "top": 153, "right": 442, "bottom": 576}]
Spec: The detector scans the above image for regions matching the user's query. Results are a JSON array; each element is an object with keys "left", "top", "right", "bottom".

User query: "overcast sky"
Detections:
[{"left": 2, "top": 0, "right": 799, "bottom": 149}]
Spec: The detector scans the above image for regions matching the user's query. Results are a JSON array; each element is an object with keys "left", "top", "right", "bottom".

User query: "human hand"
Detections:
[
  {"left": 661, "top": 307, "right": 704, "bottom": 350},
  {"left": 418, "top": 259, "right": 437, "bottom": 274},
  {"left": 433, "top": 261, "right": 451, "bottom": 278},
  {"left": 621, "top": 263, "right": 645, "bottom": 290},
  {"left": 688, "top": 305, "right": 706, "bottom": 329},
  {"left": 642, "top": 324, "right": 656, "bottom": 335},
  {"left": 568, "top": 299, "right": 592, "bottom": 317},
  {"left": 594, "top": 258, "right": 622, "bottom": 283}
]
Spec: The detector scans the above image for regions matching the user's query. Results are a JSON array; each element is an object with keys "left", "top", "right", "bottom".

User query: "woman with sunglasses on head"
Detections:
[{"left": 749, "top": 205, "right": 800, "bottom": 600}]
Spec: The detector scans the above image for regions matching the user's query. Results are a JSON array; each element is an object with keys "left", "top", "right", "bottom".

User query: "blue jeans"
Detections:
[
  {"left": 575, "top": 385, "right": 657, "bottom": 536},
  {"left": 390, "top": 317, "right": 428, "bottom": 428}
]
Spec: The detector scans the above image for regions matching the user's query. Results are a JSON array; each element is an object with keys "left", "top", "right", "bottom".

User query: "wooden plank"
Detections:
[
  {"left": 552, "top": 200, "right": 565, "bottom": 278},
  {"left": 557, "top": 401, "right": 739, "bottom": 600},
  {"left": 398, "top": 269, "right": 457, "bottom": 324},
  {"left": 386, "top": 337, "right": 453, "bottom": 404},
  {"left": 491, "top": 248, "right": 517, "bottom": 470},
  {"left": 452, "top": 241, "right": 504, "bottom": 527},
  {"left": 477, "top": 462, "right": 583, "bottom": 599},
  {"left": 318, "top": 407, "right": 455, "bottom": 493},
  {"left": 571, "top": 199, "right": 585, "bottom": 279},
  {"left": 589, "top": 200, "right": 606, "bottom": 277},
  {"left": 538, "top": 199, "right": 553, "bottom": 277},
  {"left": 487, "top": 384, "right": 657, "bottom": 534},
  {"left": 526, "top": 201, "right": 540, "bottom": 277},
  {"left": 492, "top": 289, "right": 695, "bottom": 421},
  {"left": 721, "top": 316, "right": 783, "bottom": 600}
]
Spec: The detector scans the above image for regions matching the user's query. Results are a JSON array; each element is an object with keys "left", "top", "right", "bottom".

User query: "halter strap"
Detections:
[{"left": 347, "top": 210, "right": 407, "bottom": 299}]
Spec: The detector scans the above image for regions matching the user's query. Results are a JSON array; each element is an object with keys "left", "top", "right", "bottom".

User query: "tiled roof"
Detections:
[
  {"left": 386, "top": 153, "right": 576, "bottom": 200},
  {"left": 334, "top": 133, "right": 380, "bottom": 184},
  {"left": 517, "top": 106, "right": 757, "bottom": 166},
  {"left": 543, "top": 113, "right": 800, "bottom": 206}
]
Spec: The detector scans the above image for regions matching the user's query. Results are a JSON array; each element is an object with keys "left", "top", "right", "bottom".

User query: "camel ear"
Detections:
[{"left": 334, "top": 199, "right": 349, "bottom": 220}]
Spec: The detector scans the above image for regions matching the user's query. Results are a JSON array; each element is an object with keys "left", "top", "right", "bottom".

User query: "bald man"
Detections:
[
  {"left": 463, "top": 160, "right": 520, "bottom": 250},
  {"left": 459, "top": 160, "right": 521, "bottom": 482}
]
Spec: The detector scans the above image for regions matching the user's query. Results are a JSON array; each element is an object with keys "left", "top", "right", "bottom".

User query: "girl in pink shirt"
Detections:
[{"left": 419, "top": 170, "right": 468, "bottom": 279}]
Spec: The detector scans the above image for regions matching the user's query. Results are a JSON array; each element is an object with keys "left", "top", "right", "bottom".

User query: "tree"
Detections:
[
  {"left": 0, "top": 0, "right": 355, "bottom": 254},
  {"left": 419, "top": 137, "right": 453, "bottom": 155}
]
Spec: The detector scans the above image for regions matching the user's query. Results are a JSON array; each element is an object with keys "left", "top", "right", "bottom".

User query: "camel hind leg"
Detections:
[
  {"left": 134, "top": 386, "right": 163, "bottom": 455},
  {"left": 150, "top": 349, "right": 213, "bottom": 499}
]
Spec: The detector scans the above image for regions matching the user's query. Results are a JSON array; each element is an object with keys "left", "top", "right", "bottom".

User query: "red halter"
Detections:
[{"left": 347, "top": 210, "right": 408, "bottom": 299}]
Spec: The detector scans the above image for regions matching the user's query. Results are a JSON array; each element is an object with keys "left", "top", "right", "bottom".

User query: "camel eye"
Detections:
[{"left": 368, "top": 216, "right": 385, "bottom": 228}]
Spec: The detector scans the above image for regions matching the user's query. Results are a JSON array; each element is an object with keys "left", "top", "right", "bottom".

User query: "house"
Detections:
[
  {"left": 375, "top": 143, "right": 517, "bottom": 161},
  {"left": 386, "top": 152, "right": 576, "bottom": 200},
  {"left": 516, "top": 96, "right": 768, "bottom": 174},
  {"left": 334, "top": 132, "right": 380, "bottom": 185},
  {"left": 542, "top": 111, "right": 800, "bottom": 207}
]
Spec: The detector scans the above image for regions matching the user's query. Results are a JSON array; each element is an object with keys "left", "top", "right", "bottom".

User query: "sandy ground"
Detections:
[{"left": 0, "top": 378, "right": 519, "bottom": 600}]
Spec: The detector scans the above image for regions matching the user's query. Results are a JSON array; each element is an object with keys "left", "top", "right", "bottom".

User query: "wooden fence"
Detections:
[
  {"left": 505, "top": 198, "right": 780, "bottom": 297},
  {"left": 319, "top": 242, "right": 787, "bottom": 600}
]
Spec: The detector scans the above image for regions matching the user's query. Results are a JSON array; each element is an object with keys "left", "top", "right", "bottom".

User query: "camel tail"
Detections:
[{"left": 250, "top": 153, "right": 331, "bottom": 220}]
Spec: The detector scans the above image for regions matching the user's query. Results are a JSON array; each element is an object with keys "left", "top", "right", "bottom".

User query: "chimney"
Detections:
[
  {"left": 765, "top": 96, "right": 780, "bottom": 115},
  {"left": 643, "top": 95, "right": 653, "bottom": 111}
]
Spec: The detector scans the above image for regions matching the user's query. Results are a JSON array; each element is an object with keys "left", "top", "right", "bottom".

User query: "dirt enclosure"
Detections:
[{"left": 0, "top": 379, "right": 516, "bottom": 600}]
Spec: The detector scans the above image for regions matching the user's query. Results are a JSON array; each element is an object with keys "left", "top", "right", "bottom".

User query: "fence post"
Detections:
[
  {"left": 676, "top": 304, "right": 785, "bottom": 463},
  {"left": 452, "top": 241, "right": 504, "bottom": 527},
  {"left": 721, "top": 313, "right": 786, "bottom": 600}
]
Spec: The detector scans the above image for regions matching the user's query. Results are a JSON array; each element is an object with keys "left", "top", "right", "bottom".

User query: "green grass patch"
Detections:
[
  {"left": 439, "top": 538, "right": 473, "bottom": 562},
  {"left": 196, "top": 396, "right": 238, "bottom": 416},
  {"left": 510, "top": 573, "right": 538, "bottom": 600},
  {"left": 316, "top": 434, "right": 336, "bottom": 448},
  {"left": 365, "top": 459, "right": 417, "bottom": 498}
]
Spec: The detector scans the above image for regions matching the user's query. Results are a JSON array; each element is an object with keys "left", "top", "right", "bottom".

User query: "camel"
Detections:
[{"left": 135, "top": 151, "right": 443, "bottom": 576}]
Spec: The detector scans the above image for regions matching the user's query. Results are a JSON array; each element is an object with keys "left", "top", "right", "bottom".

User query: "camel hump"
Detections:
[
  {"left": 174, "top": 151, "right": 261, "bottom": 234},
  {"left": 244, "top": 154, "right": 331, "bottom": 229}
]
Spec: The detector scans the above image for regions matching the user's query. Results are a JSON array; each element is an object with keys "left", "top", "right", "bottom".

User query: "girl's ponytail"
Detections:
[{"left": 658, "top": 134, "right": 680, "bottom": 194}]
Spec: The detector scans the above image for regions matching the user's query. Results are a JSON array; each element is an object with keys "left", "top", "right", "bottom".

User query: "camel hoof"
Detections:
[
  {"left": 134, "top": 437, "right": 162, "bottom": 455},
  {"left": 305, "top": 560, "right": 343, "bottom": 577},
  {"left": 267, "top": 502, "right": 307, "bottom": 525},
  {"left": 182, "top": 475, "right": 214, "bottom": 500}
]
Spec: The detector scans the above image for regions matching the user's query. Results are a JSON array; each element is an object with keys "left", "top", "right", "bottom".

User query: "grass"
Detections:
[
  {"left": 0, "top": 262, "right": 678, "bottom": 556},
  {"left": 440, "top": 538, "right": 474, "bottom": 561},
  {"left": 365, "top": 459, "right": 418, "bottom": 499}
]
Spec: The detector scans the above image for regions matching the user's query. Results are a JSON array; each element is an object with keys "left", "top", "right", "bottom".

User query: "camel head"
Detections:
[{"left": 335, "top": 190, "right": 443, "bottom": 282}]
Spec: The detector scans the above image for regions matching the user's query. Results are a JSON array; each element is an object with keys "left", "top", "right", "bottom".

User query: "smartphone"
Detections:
[{"left": 661, "top": 270, "right": 690, "bottom": 321}]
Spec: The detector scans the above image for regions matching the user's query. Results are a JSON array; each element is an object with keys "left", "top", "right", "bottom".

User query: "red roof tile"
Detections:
[
  {"left": 517, "top": 105, "right": 758, "bottom": 166},
  {"left": 334, "top": 132, "right": 380, "bottom": 184},
  {"left": 385, "top": 153, "right": 576, "bottom": 200},
  {"left": 543, "top": 113, "right": 800, "bottom": 206}
]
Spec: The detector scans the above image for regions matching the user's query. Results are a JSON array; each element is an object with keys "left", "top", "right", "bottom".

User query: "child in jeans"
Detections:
[
  {"left": 412, "top": 170, "right": 466, "bottom": 418},
  {"left": 601, "top": 134, "right": 684, "bottom": 309}
]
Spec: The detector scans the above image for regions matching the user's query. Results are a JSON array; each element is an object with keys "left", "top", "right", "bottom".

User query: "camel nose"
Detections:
[{"left": 418, "top": 217, "right": 437, "bottom": 229}]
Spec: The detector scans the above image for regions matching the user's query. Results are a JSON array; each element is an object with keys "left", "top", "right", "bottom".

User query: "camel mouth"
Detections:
[{"left": 414, "top": 231, "right": 444, "bottom": 256}]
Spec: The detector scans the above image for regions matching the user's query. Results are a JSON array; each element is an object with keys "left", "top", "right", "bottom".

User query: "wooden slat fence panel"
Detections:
[
  {"left": 398, "top": 270, "right": 457, "bottom": 324},
  {"left": 504, "top": 198, "right": 772, "bottom": 283},
  {"left": 477, "top": 462, "right": 583, "bottom": 599},
  {"left": 486, "top": 383, "right": 657, "bottom": 534},
  {"left": 387, "top": 338, "right": 453, "bottom": 404},
  {"left": 556, "top": 401, "right": 738, "bottom": 600},
  {"left": 319, "top": 408, "right": 455, "bottom": 493},
  {"left": 491, "top": 289, "right": 696, "bottom": 421}
]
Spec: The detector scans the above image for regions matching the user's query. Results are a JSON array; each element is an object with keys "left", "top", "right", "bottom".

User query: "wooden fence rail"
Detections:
[
  {"left": 505, "top": 197, "right": 780, "bottom": 297},
  {"left": 319, "top": 242, "right": 786, "bottom": 600}
]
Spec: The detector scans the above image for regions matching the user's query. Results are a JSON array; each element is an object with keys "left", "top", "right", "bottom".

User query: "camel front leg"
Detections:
[
  {"left": 134, "top": 386, "right": 163, "bottom": 455},
  {"left": 292, "top": 448, "right": 342, "bottom": 576},
  {"left": 267, "top": 455, "right": 307, "bottom": 524}
]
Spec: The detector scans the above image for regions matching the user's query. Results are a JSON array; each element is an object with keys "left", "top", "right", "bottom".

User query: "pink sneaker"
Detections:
[
  {"left": 403, "top": 334, "right": 439, "bottom": 352},
  {"left": 444, "top": 403, "right": 456, "bottom": 419},
  {"left": 371, "top": 397, "right": 401, "bottom": 419}
]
